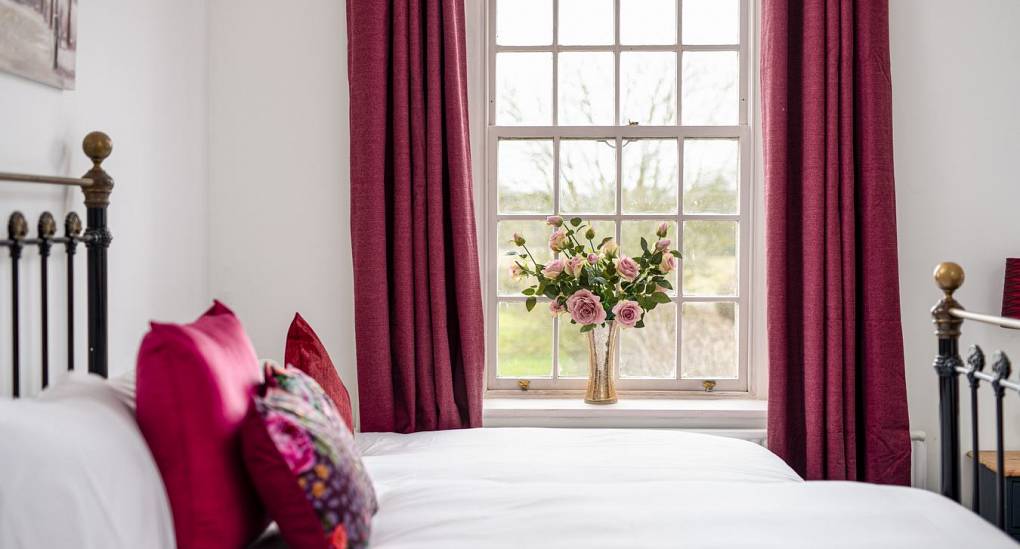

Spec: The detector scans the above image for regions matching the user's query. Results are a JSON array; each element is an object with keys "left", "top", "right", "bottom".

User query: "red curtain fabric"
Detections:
[
  {"left": 761, "top": 0, "right": 911, "bottom": 484},
  {"left": 346, "top": 0, "right": 484, "bottom": 433}
]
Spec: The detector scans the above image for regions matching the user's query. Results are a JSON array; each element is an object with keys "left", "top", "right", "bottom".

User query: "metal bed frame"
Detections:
[
  {"left": 932, "top": 261, "right": 1020, "bottom": 531},
  {"left": 1, "top": 131, "right": 113, "bottom": 396}
]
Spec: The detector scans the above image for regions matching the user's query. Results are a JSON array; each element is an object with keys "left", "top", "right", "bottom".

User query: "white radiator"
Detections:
[{"left": 911, "top": 431, "right": 928, "bottom": 490}]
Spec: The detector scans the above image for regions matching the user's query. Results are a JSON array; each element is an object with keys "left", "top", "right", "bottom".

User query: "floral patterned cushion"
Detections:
[{"left": 241, "top": 362, "right": 377, "bottom": 549}]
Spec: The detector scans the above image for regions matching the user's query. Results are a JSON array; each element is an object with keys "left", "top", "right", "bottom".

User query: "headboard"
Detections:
[
  {"left": 932, "top": 261, "right": 1020, "bottom": 531},
  {"left": 0, "top": 131, "right": 114, "bottom": 397}
]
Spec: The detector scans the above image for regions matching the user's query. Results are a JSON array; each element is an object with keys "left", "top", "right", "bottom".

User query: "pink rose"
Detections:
[
  {"left": 546, "top": 215, "right": 563, "bottom": 227},
  {"left": 656, "top": 222, "right": 669, "bottom": 238},
  {"left": 587, "top": 253, "right": 599, "bottom": 265},
  {"left": 659, "top": 253, "right": 676, "bottom": 274},
  {"left": 654, "top": 238, "right": 671, "bottom": 253},
  {"left": 509, "top": 263, "right": 525, "bottom": 281},
  {"left": 564, "top": 255, "right": 586, "bottom": 278},
  {"left": 541, "top": 258, "right": 565, "bottom": 278},
  {"left": 265, "top": 411, "right": 316, "bottom": 474},
  {"left": 614, "top": 256, "right": 640, "bottom": 282},
  {"left": 549, "top": 300, "right": 565, "bottom": 316},
  {"left": 566, "top": 289, "right": 607, "bottom": 326},
  {"left": 612, "top": 300, "right": 643, "bottom": 328},
  {"left": 548, "top": 228, "right": 569, "bottom": 252}
]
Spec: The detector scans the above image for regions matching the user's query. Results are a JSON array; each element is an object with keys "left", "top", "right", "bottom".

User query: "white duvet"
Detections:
[{"left": 358, "top": 428, "right": 1017, "bottom": 548}]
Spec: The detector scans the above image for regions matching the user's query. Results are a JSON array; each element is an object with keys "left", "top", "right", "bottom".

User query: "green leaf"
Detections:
[
  {"left": 657, "top": 279, "right": 673, "bottom": 290},
  {"left": 670, "top": 250, "right": 682, "bottom": 258},
  {"left": 640, "top": 237, "right": 649, "bottom": 254},
  {"left": 650, "top": 252, "right": 662, "bottom": 264},
  {"left": 579, "top": 324, "right": 595, "bottom": 333},
  {"left": 522, "top": 288, "right": 535, "bottom": 296},
  {"left": 543, "top": 286, "right": 559, "bottom": 299},
  {"left": 652, "top": 292, "right": 671, "bottom": 304},
  {"left": 525, "top": 297, "right": 537, "bottom": 312},
  {"left": 635, "top": 320, "right": 645, "bottom": 329},
  {"left": 597, "top": 237, "right": 612, "bottom": 249},
  {"left": 570, "top": 217, "right": 582, "bottom": 227},
  {"left": 505, "top": 250, "right": 518, "bottom": 256}
]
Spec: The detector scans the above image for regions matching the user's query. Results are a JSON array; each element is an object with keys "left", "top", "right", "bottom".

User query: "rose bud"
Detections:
[
  {"left": 546, "top": 215, "right": 563, "bottom": 227},
  {"left": 656, "top": 222, "right": 669, "bottom": 238},
  {"left": 512, "top": 232, "right": 526, "bottom": 246}
]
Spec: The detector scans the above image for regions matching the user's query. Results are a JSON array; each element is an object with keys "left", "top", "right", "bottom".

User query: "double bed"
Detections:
[{"left": 2, "top": 134, "right": 1018, "bottom": 547}]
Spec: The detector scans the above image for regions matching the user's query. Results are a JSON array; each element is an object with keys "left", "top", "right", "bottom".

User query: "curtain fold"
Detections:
[
  {"left": 347, "top": 0, "right": 484, "bottom": 433},
  {"left": 761, "top": 0, "right": 911, "bottom": 484}
]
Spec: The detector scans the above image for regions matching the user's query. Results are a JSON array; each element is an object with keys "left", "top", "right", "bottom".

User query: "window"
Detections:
[{"left": 485, "top": 0, "right": 752, "bottom": 392}]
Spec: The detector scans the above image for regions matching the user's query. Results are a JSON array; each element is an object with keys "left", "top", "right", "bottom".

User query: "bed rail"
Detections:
[
  {"left": 932, "top": 261, "right": 1019, "bottom": 530},
  {"left": 1, "top": 131, "right": 114, "bottom": 397}
]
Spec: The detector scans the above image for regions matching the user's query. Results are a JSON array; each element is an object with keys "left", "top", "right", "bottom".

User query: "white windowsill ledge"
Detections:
[{"left": 482, "top": 397, "right": 767, "bottom": 430}]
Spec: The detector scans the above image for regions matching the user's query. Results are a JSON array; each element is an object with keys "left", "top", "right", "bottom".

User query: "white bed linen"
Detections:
[
  {"left": 0, "top": 373, "right": 175, "bottom": 549},
  {"left": 358, "top": 428, "right": 1017, "bottom": 548}
]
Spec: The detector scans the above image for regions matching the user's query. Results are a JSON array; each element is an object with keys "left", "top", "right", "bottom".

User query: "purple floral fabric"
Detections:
[{"left": 254, "top": 362, "right": 377, "bottom": 548}]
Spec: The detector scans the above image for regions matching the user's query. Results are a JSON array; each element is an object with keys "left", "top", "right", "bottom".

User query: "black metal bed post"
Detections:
[
  {"left": 7, "top": 213, "right": 28, "bottom": 397},
  {"left": 932, "top": 262, "right": 965, "bottom": 502},
  {"left": 80, "top": 132, "right": 113, "bottom": 379},
  {"left": 990, "top": 352, "right": 1012, "bottom": 529},
  {"left": 965, "top": 345, "right": 986, "bottom": 513}
]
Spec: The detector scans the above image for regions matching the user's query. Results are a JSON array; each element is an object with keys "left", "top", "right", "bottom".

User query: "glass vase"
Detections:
[{"left": 585, "top": 320, "right": 620, "bottom": 404}]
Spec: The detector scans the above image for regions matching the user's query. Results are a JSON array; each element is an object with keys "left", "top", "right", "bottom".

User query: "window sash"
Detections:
[{"left": 484, "top": 0, "right": 752, "bottom": 393}]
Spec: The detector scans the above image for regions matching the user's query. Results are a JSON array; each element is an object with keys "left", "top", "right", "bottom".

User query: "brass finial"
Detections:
[
  {"left": 934, "top": 262, "right": 965, "bottom": 296},
  {"left": 82, "top": 131, "right": 113, "bottom": 167},
  {"left": 37, "top": 212, "right": 56, "bottom": 238}
]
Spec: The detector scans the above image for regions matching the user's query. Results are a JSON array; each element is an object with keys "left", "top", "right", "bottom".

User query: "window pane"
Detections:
[
  {"left": 620, "top": 52, "right": 677, "bottom": 126},
  {"left": 497, "top": 53, "right": 552, "bottom": 125},
  {"left": 558, "top": 320, "right": 589, "bottom": 378},
  {"left": 683, "top": 139, "right": 739, "bottom": 214},
  {"left": 497, "top": 220, "right": 553, "bottom": 295},
  {"left": 497, "top": 139, "right": 553, "bottom": 214},
  {"left": 681, "top": 51, "right": 739, "bottom": 126},
  {"left": 620, "top": 302, "right": 677, "bottom": 378},
  {"left": 620, "top": 0, "right": 676, "bottom": 45},
  {"left": 682, "top": 0, "right": 740, "bottom": 45},
  {"left": 498, "top": 301, "right": 553, "bottom": 378},
  {"left": 496, "top": 0, "right": 552, "bottom": 45},
  {"left": 558, "top": 52, "right": 614, "bottom": 126},
  {"left": 621, "top": 139, "right": 678, "bottom": 214},
  {"left": 682, "top": 220, "right": 737, "bottom": 296},
  {"left": 559, "top": 139, "right": 616, "bottom": 214},
  {"left": 621, "top": 220, "right": 677, "bottom": 292},
  {"left": 681, "top": 302, "right": 737, "bottom": 379},
  {"left": 559, "top": 0, "right": 613, "bottom": 45}
]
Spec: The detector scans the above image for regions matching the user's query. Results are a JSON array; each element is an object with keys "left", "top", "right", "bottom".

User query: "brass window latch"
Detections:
[
  {"left": 702, "top": 380, "right": 716, "bottom": 392},
  {"left": 518, "top": 379, "right": 530, "bottom": 391}
]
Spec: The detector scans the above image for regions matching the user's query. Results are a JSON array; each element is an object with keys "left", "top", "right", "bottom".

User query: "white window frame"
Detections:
[{"left": 481, "top": 0, "right": 756, "bottom": 394}]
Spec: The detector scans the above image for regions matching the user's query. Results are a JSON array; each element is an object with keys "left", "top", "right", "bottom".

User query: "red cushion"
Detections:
[
  {"left": 136, "top": 301, "right": 269, "bottom": 549},
  {"left": 285, "top": 313, "right": 354, "bottom": 430}
]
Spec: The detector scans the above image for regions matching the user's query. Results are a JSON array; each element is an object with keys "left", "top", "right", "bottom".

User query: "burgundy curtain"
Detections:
[
  {"left": 761, "top": 0, "right": 911, "bottom": 484},
  {"left": 346, "top": 0, "right": 484, "bottom": 433}
]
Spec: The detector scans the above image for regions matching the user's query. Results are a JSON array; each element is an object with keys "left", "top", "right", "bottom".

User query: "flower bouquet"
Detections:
[{"left": 508, "top": 216, "right": 681, "bottom": 403}]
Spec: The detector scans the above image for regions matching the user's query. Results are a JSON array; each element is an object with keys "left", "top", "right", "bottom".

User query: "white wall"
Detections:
[
  {"left": 890, "top": 0, "right": 1020, "bottom": 494},
  {"left": 207, "top": 1, "right": 357, "bottom": 417},
  {"left": 0, "top": 0, "right": 208, "bottom": 391}
]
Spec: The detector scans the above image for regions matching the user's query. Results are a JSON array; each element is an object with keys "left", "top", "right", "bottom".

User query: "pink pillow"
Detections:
[
  {"left": 285, "top": 313, "right": 354, "bottom": 430},
  {"left": 136, "top": 301, "right": 269, "bottom": 549}
]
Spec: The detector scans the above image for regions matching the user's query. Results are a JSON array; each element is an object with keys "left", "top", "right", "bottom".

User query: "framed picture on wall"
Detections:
[{"left": 0, "top": 0, "right": 77, "bottom": 89}]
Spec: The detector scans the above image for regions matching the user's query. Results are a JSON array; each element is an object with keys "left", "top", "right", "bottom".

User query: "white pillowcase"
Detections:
[{"left": 0, "top": 372, "right": 175, "bottom": 549}]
